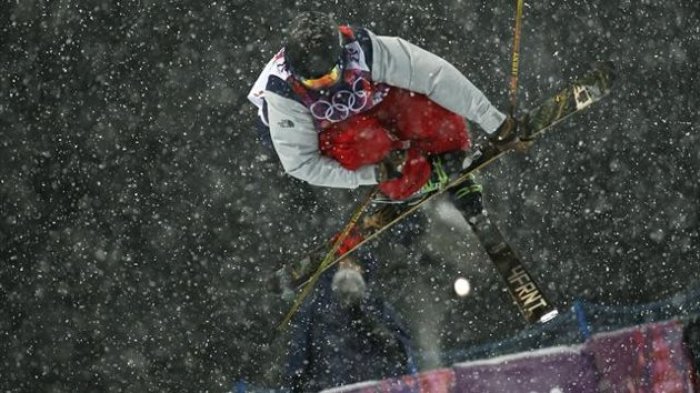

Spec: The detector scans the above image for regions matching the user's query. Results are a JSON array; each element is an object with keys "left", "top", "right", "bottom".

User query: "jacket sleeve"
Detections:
[
  {"left": 368, "top": 30, "right": 506, "bottom": 134},
  {"left": 266, "top": 91, "right": 378, "bottom": 188}
]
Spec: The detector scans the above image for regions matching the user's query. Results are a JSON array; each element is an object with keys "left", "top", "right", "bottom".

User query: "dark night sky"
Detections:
[{"left": 1, "top": 0, "right": 699, "bottom": 391}]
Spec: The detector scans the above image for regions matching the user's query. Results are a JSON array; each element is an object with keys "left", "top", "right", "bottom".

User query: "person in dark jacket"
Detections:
[{"left": 284, "top": 252, "right": 416, "bottom": 393}]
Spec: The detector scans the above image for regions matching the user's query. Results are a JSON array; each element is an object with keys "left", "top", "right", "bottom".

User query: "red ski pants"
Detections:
[{"left": 319, "top": 88, "right": 470, "bottom": 199}]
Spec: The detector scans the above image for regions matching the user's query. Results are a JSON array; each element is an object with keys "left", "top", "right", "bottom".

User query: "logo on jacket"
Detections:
[
  {"left": 277, "top": 119, "right": 295, "bottom": 128},
  {"left": 309, "top": 77, "right": 374, "bottom": 123}
]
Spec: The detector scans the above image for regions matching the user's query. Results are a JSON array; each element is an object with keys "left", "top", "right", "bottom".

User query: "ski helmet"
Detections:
[{"left": 284, "top": 12, "right": 343, "bottom": 80}]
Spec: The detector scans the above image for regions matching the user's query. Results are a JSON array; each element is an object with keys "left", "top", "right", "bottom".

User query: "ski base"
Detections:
[{"left": 468, "top": 211, "right": 558, "bottom": 324}]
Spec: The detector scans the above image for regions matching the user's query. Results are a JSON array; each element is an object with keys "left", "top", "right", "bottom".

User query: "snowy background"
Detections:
[{"left": 1, "top": 0, "right": 699, "bottom": 391}]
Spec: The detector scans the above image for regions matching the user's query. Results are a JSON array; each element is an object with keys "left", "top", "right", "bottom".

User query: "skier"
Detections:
[
  {"left": 284, "top": 252, "right": 416, "bottom": 393},
  {"left": 254, "top": 12, "right": 616, "bottom": 327},
  {"left": 247, "top": 11, "right": 529, "bottom": 213}
]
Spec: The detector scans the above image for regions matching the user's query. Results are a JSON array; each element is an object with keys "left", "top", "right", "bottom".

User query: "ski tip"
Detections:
[{"left": 537, "top": 309, "right": 560, "bottom": 323}]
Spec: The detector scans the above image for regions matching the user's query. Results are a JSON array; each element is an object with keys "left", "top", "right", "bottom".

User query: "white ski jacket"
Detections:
[{"left": 248, "top": 28, "right": 506, "bottom": 189}]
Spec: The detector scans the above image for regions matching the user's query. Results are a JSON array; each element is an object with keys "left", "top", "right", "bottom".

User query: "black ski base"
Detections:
[{"left": 467, "top": 211, "right": 559, "bottom": 324}]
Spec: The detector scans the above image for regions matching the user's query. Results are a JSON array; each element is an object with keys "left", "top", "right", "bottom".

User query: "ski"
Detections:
[
  {"left": 274, "top": 62, "right": 616, "bottom": 326},
  {"left": 467, "top": 211, "right": 559, "bottom": 323}
]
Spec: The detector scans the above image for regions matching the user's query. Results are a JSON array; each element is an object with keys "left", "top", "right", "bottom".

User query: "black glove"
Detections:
[
  {"left": 375, "top": 150, "right": 407, "bottom": 182},
  {"left": 488, "top": 116, "right": 533, "bottom": 152}
]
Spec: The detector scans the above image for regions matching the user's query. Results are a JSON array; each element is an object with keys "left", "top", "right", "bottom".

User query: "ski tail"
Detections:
[{"left": 469, "top": 212, "right": 558, "bottom": 323}]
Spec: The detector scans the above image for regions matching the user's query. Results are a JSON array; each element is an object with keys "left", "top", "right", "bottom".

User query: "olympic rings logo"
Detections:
[{"left": 309, "top": 78, "right": 372, "bottom": 123}]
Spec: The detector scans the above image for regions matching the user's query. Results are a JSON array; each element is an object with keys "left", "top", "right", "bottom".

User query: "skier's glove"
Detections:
[
  {"left": 488, "top": 116, "right": 533, "bottom": 153},
  {"left": 377, "top": 147, "right": 431, "bottom": 200},
  {"left": 375, "top": 149, "right": 407, "bottom": 183}
]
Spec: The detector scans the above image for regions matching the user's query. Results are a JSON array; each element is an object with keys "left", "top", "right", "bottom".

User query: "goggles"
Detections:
[{"left": 298, "top": 63, "right": 342, "bottom": 90}]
